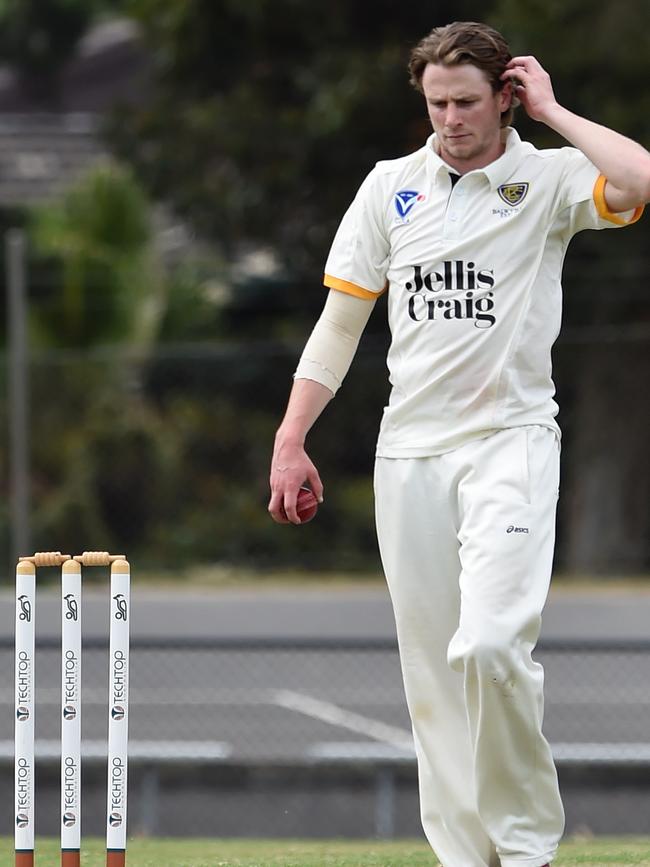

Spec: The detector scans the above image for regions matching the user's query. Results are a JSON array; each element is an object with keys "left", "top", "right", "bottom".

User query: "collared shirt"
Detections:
[{"left": 323, "top": 128, "right": 643, "bottom": 457}]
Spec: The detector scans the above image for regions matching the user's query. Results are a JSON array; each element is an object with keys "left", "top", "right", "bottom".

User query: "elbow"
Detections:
[
  {"left": 619, "top": 154, "right": 650, "bottom": 206},
  {"left": 609, "top": 164, "right": 650, "bottom": 212},
  {"left": 634, "top": 157, "right": 650, "bottom": 204},
  {"left": 642, "top": 173, "right": 650, "bottom": 205}
]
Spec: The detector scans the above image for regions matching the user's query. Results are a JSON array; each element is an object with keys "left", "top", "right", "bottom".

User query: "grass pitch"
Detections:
[{"left": 2, "top": 837, "right": 650, "bottom": 866}]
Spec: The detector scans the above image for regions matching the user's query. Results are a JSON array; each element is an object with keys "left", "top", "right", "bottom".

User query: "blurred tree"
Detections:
[
  {"left": 20, "top": 162, "right": 190, "bottom": 568},
  {"left": 490, "top": 0, "right": 650, "bottom": 573},
  {"left": 30, "top": 161, "right": 164, "bottom": 348},
  {"left": 114, "top": 0, "right": 490, "bottom": 278},
  {"left": 491, "top": 0, "right": 650, "bottom": 144},
  {"left": 109, "top": 0, "right": 650, "bottom": 574},
  {"left": 4, "top": 2, "right": 646, "bottom": 574}
]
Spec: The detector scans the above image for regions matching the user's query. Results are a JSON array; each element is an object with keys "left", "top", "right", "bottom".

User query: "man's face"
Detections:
[{"left": 421, "top": 62, "right": 511, "bottom": 171}]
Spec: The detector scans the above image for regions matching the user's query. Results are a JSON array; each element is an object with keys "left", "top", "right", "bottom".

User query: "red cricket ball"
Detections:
[{"left": 295, "top": 485, "right": 319, "bottom": 523}]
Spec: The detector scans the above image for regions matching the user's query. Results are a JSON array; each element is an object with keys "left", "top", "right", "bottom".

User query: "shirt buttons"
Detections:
[{"left": 450, "top": 214, "right": 458, "bottom": 221}]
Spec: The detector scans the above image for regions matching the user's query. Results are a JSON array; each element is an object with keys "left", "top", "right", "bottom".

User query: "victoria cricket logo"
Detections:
[
  {"left": 113, "top": 593, "right": 127, "bottom": 621},
  {"left": 110, "top": 812, "right": 123, "bottom": 827},
  {"left": 18, "top": 595, "right": 32, "bottom": 622},
  {"left": 17, "top": 706, "right": 29, "bottom": 722},
  {"left": 63, "top": 811, "right": 76, "bottom": 827},
  {"left": 497, "top": 183, "right": 529, "bottom": 206},
  {"left": 394, "top": 189, "right": 426, "bottom": 221},
  {"left": 16, "top": 813, "right": 29, "bottom": 829},
  {"left": 64, "top": 593, "right": 78, "bottom": 621}
]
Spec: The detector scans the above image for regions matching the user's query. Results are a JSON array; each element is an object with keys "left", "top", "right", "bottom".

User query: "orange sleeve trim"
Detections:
[
  {"left": 593, "top": 175, "right": 644, "bottom": 226},
  {"left": 323, "top": 274, "right": 386, "bottom": 300}
]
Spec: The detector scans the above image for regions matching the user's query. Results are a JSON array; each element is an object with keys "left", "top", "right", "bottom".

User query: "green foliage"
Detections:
[
  {"left": 489, "top": 0, "right": 650, "bottom": 142},
  {"left": 30, "top": 375, "right": 182, "bottom": 565},
  {"left": 29, "top": 161, "right": 161, "bottom": 347},
  {"left": 115, "top": 0, "right": 650, "bottom": 279},
  {"left": 155, "top": 258, "right": 227, "bottom": 342},
  {"left": 3, "top": 2, "right": 649, "bottom": 574},
  {"left": 113, "top": 0, "right": 484, "bottom": 274}
]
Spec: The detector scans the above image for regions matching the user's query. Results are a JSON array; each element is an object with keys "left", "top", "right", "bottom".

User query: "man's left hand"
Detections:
[{"left": 501, "top": 56, "right": 558, "bottom": 123}]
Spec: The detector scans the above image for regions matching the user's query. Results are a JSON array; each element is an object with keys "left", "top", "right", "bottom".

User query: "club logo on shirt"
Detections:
[
  {"left": 394, "top": 189, "right": 426, "bottom": 222},
  {"left": 497, "top": 183, "right": 529, "bottom": 206},
  {"left": 404, "top": 262, "right": 496, "bottom": 329}
]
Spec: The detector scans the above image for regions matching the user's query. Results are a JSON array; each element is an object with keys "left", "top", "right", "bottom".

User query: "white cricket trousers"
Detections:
[{"left": 374, "top": 426, "right": 564, "bottom": 867}]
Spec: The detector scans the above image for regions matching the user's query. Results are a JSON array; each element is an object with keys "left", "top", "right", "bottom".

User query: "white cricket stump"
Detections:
[
  {"left": 15, "top": 559, "right": 36, "bottom": 867},
  {"left": 15, "top": 552, "right": 130, "bottom": 867},
  {"left": 106, "top": 558, "right": 130, "bottom": 867},
  {"left": 61, "top": 558, "right": 82, "bottom": 867}
]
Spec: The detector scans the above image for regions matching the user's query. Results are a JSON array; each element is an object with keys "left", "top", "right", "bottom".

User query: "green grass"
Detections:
[{"left": 3, "top": 838, "right": 650, "bottom": 866}]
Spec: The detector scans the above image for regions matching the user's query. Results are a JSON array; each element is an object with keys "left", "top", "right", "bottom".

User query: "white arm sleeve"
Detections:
[{"left": 294, "top": 289, "right": 376, "bottom": 395}]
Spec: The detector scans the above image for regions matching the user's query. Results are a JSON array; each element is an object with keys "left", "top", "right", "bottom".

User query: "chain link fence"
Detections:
[
  {"left": 1, "top": 231, "right": 650, "bottom": 844},
  {"left": 2, "top": 636, "right": 650, "bottom": 838},
  {"left": 1, "top": 331, "right": 649, "bottom": 576}
]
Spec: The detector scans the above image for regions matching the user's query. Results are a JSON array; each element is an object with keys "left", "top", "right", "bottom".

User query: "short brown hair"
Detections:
[{"left": 408, "top": 21, "right": 518, "bottom": 127}]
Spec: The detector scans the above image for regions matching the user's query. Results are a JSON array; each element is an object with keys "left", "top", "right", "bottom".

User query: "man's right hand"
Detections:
[
  {"left": 268, "top": 437, "right": 324, "bottom": 524},
  {"left": 268, "top": 378, "right": 332, "bottom": 524}
]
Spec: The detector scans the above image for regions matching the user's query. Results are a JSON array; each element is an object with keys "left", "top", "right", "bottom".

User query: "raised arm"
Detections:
[
  {"left": 502, "top": 56, "right": 650, "bottom": 212},
  {"left": 268, "top": 289, "right": 376, "bottom": 524}
]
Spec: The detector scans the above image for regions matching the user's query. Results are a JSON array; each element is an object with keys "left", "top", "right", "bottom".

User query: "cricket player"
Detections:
[{"left": 268, "top": 21, "right": 650, "bottom": 867}]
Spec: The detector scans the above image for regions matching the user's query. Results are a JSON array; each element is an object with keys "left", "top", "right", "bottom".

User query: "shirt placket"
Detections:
[{"left": 442, "top": 174, "right": 470, "bottom": 240}]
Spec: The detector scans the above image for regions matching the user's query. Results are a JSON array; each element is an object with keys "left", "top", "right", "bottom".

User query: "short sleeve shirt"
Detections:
[{"left": 324, "top": 129, "right": 643, "bottom": 457}]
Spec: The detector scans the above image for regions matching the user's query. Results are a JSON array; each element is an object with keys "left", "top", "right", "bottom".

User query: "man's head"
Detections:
[
  {"left": 408, "top": 22, "right": 518, "bottom": 171},
  {"left": 409, "top": 22, "right": 517, "bottom": 126}
]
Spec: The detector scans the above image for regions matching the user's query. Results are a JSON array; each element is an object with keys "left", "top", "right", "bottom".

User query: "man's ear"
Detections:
[{"left": 499, "top": 80, "right": 514, "bottom": 112}]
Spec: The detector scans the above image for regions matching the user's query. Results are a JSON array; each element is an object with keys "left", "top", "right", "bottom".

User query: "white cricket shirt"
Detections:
[{"left": 324, "top": 128, "right": 643, "bottom": 457}]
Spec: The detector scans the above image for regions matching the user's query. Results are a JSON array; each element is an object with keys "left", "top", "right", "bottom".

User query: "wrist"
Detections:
[
  {"left": 538, "top": 101, "right": 569, "bottom": 130},
  {"left": 275, "top": 424, "right": 306, "bottom": 449}
]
